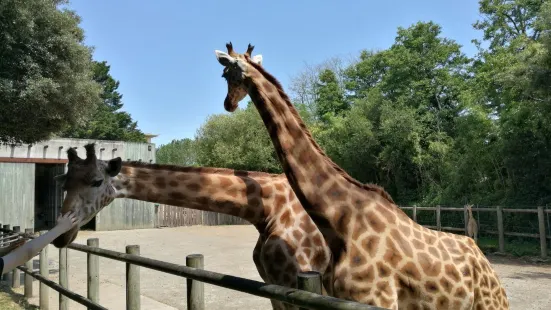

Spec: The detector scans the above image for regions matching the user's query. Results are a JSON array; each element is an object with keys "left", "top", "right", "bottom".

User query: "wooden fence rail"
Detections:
[
  {"left": 398, "top": 205, "right": 550, "bottom": 258},
  {"left": 0, "top": 226, "right": 382, "bottom": 310}
]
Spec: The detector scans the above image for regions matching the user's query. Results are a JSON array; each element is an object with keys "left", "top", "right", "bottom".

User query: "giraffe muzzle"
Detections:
[{"left": 52, "top": 225, "right": 79, "bottom": 248}]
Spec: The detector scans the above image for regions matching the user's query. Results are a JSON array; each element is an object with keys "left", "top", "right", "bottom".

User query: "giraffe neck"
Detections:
[
  {"left": 243, "top": 60, "right": 394, "bottom": 236},
  {"left": 111, "top": 162, "right": 281, "bottom": 224}
]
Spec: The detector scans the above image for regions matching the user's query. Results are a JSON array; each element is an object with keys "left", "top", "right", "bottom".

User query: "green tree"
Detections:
[
  {"left": 474, "top": 0, "right": 544, "bottom": 50},
  {"left": 314, "top": 69, "right": 348, "bottom": 122},
  {"left": 0, "top": 0, "right": 102, "bottom": 144},
  {"left": 194, "top": 102, "right": 282, "bottom": 173},
  {"left": 339, "top": 21, "right": 470, "bottom": 202},
  {"left": 60, "top": 61, "right": 146, "bottom": 142},
  {"left": 156, "top": 138, "right": 197, "bottom": 166},
  {"left": 468, "top": 0, "right": 551, "bottom": 204}
]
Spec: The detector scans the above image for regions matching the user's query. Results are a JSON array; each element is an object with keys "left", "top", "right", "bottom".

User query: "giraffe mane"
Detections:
[
  {"left": 244, "top": 56, "right": 396, "bottom": 205},
  {"left": 122, "top": 161, "right": 281, "bottom": 178}
]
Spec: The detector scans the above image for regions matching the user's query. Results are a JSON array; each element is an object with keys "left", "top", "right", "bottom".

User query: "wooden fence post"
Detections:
[
  {"left": 496, "top": 206, "right": 505, "bottom": 253},
  {"left": 436, "top": 205, "right": 441, "bottom": 231},
  {"left": 87, "top": 238, "right": 100, "bottom": 307},
  {"left": 186, "top": 254, "right": 204, "bottom": 310},
  {"left": 412, "top": 205, "right": 417, "bottom": 223},
  {"left": 24, "top": 228, "right": 34, "bottom": 298},
  {"left": 39, "top": 231, "right": 49, "bottom": 310},
  {"left": 297, "top": 271, "right": 322, "bottom": 310},
  {"left": 11, "top": 226, "right": 21, "bottom": 288},
  {"left": 59, "top": 246, "right": 69, "bottom": 310},
  {"left": 2, "top": 224, "right": 10, "bottom": 281},
  {"left": 537, "top": 206, "right": 547, "bottom": 259},
  {"left": 464, "top": 205, "right": 469, "bottom": 236},
  {"left": 126, "top": 245, "right": 141, "bottom": 310}
]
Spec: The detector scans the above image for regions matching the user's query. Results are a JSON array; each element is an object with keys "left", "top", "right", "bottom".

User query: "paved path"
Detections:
[{"left": 16, "top": 225, "right": 551, "bottom": 310}]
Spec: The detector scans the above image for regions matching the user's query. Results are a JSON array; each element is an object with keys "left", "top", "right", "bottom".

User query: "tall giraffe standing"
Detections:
[
  {"left": 466, "top": 205, "right": 479, "bottom": 243},
  {"left": 214, "top": 43, "right": 509, "bottom": 310},
  {"left": 52, "top": 143, "right": 333, "bottom": 310}
]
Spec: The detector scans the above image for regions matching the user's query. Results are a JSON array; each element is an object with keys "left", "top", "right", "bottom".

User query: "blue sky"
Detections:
[{"left": 67, "top": 0, "right": 483, "bottom": 146}]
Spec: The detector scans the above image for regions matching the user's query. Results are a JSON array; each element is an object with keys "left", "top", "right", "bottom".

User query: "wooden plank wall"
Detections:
[
  {"left": 0, "top": 163, "right": 35, "bottom": 229},
  {"left": 96, "top": 142, "right": 157, "bottom": 231},
  {"left": 157, "top": 204, "right": 250, "bottom": 227}
]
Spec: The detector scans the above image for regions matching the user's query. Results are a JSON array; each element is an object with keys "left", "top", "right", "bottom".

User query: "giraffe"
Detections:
[
  {"left": 466, "top": 205, "right": 479, "bottom": 243},
  {"left": 213, "top": 42, "right": 510, "bottom": 309},
  {"left": 51, "top": 143, "right": 333, "bottom": 310}
]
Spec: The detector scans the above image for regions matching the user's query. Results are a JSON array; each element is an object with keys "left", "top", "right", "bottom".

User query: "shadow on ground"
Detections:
[
  {"left": 487, "top": 254, "right": 551, "bottom": 267},
  {"left": 506, "top": 271, "right": 551, "bottom": 280}
]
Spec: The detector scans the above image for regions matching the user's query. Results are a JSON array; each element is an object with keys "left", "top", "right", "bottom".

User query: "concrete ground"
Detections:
[{"left": 13, "top": 225, "right": 551, "bottom": 310}]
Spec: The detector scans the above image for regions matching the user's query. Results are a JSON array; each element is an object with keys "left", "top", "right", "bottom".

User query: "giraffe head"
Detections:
[
  {"left": 214, "top": 42, "right": 263, "bottom": 112},
  {"left": 467, "top": 203, "right": 476, "bottom": 215},
  {"left": 51, "top": 143, "right": 122, "bottom": 248}
]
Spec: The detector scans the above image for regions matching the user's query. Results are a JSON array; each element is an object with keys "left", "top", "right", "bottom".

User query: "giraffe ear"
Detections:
[
  {"left": 251, "top": 54, "right": 263, "bottom": 65},
  {"left": 215, "top": 50, "right": 236, "bottom": 67},
  {"left": 106, "top": 157, "right": 122, "bottom": 177}
]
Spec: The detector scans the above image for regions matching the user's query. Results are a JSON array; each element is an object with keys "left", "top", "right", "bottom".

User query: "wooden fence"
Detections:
[
  {"left": 0, "top": 225, "right": 382, "bottom": 310},
  {"left": 398, "top": 205, "right": 550, "bottom": 258},
  {"left": 156, "top": 204, "right": 249, "bottom": 227}
]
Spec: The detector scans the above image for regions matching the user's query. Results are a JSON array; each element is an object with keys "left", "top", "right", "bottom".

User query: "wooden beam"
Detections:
[{"left": 0, "top": 157, "right": 68, "bottom": 164}]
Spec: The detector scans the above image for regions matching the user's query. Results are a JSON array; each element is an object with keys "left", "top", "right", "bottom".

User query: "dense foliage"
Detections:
[
  {"left": 0, "top": 0, "right": 102, "bottom": 144},
  {"left": 157, "top": 0, "right": 551, "bottom": 207},
  {"left": 0, "top": 0, "right": 145, "bottom": 144},
  {"left": 60, "top": 61, "right": 146, "bottom": 142}
]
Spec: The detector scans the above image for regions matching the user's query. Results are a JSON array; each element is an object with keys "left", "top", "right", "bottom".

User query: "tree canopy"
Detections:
[
  {"left": 0, "top": 0, "right": 102, "bottom": 144},
  {"left": 159, "top": 0, "right": 551, "bottom": 207},
  {"left": 60, "top": 61, "right": 146, "bottom": 142}
]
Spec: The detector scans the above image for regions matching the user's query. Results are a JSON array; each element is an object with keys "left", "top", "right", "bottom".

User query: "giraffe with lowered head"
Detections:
[
  {"left": 52, "top": 143, "right": 333, "bottom": 310},
  {"left": 214, "top": 42, "right": 509, "bottom": 309}
]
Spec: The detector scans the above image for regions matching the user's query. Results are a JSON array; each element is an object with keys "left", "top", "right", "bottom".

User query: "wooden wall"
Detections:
[
  {"left": 157, "top": 204, "right": 250, "bottom": 227},
  {"left": 0, "top": 163, "right": 35, "bottom": 229}
]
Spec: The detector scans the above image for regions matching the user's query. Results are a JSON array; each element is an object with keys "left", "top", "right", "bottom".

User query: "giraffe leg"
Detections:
[
  {"left": 320, "top": 253, "right": 334, "bottom": 296},
  {"left": 253, "top": 236, "right": 289, "bottom": 310},
  {"left": 260, "top": 236, "right": 301, "bottom": 310},
  {"left": 252, "top": 236, "right": 269, "bottom": 282}
]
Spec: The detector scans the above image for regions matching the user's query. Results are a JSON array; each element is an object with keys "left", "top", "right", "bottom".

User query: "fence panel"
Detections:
[
  {"left": 158, "top": 204, "right": 248, "bottom": 227},
  {"left": 396, "top": 205, "right": 550, "bottom": 258},
  {"left": 0, "top": 226, "right": 379, "bottom": 310}
]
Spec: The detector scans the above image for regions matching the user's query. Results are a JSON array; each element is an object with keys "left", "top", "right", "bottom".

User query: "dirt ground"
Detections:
[{"left": 2, "top": 225, "right": 551, "bottom": 309}]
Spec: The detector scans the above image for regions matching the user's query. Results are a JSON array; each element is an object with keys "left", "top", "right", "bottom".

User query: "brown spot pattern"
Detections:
[
  {"left": 384, "top": 238, "right": 403, "bottom": 268},
  {"left": 362, "top": 235, "right": 380, "bottom": 258},
  {"left": 349, "top": 243, "right": 366, "bottom": 267},
  {"left": 418, "top": 253, "right": 442, "bottom": 277},
  {"left": 377, "top": 261, "right": 391, "bottom": 278},
  {"left": 439, "top": 278, "right": 453, "bottom": 294},
  {"left": 352, "top": 265, "right": 375, "bottom": 282},
  {"left": 279, "top": 210, "right": 293, "bottom": 228},
  {"left": 376, "top": 203, "right": 396, "bottom": 224},
  {"left": 400, "top": 262, "right": 422, "bottom": 281},
  {"left": 366, "top": 211, "right": 385, "bottom": 233},
  {"left": 445, "top": 264, "right": 461, "bottom": 282}
]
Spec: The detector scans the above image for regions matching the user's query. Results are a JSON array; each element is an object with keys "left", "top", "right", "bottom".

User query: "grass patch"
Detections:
[
  {"left": 478, "top": 236, "right": 544, "bottom": 257},
  {"left": 0, "top": 281, "right": 38, "bottom": 310}
]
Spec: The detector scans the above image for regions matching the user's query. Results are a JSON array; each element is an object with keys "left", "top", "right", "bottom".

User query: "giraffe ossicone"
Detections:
[
  {"left": 214, "top": 42, "right": 510, "bottom": 310},
  {"left": 52, "top": 143, "right": 334, "bottom": 310}
]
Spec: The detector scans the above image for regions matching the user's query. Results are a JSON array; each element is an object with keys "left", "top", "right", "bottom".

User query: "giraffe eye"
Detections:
[{"left": 91, "top": 179, "right": 103, "bottom": 187}]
